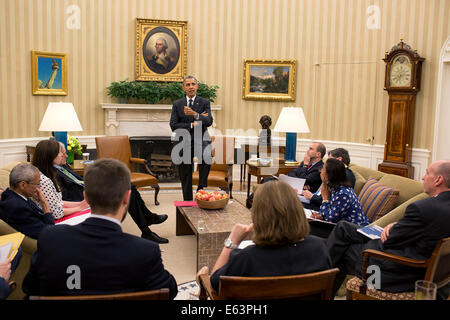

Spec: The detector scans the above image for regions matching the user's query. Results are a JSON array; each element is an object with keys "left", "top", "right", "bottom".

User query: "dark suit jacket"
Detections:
[
  {"left": 287, "top": 160, "right": 324, "bottom": 193},
  {"left": 55, "top": 164, "right": 84, "bottom": 202},
  {"left": 170, "top": 96, "right": 213, "bottom": 155},
  {"left": 23, "top": 217, "right": 178, "bottom": 298},
  {"left": 210, "top": 235, "right": 332, "bottom": 292},
  {"left": 357, "top": 191, "right": 450, "bottom": 292},
  {"left": 0, "top": 189, "right": 54, "bottom": 240}
]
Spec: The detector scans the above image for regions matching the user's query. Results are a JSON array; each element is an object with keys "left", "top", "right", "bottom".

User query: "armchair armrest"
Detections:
[
  {"left": 130, "top": 157, "right": 158, "bottom": 177},
  {"left": 359, "top": 249, "right": 427, "bottom": 294},
  {"left": 198, "top": 274, "right": 218, "bottom": 300}
]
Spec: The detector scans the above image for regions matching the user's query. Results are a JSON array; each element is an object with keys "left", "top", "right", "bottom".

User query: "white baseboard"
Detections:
[{"left": 0, "top": 135, "right": 429, "bottom": 182}]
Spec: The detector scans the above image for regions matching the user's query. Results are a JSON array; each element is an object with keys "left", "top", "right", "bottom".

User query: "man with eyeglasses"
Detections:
[{"left": 0, "top": 163, "right": 54, "bottom": 240}]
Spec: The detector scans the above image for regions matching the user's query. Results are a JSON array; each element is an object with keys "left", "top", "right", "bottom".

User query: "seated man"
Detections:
[
  {"left": 287, "top": 142, "right": 326, "bottom": 193},
  {"left": 23, "top": 159, "right": 178, "bottom": 298},
  {"left": 54, "top": 142, "right": 169, "bottom": 244},
  {"left": 247, "top": 142, "right": 326, "bottom": 209},
  {"left": 302, "top": 147, "right": 355, "bottom": 211},
  {"left": 326, "top": 160, "right": 450, "bottom": 299},
  {"left": 0, "top": 163, "right": 54, "bottom": 239}
]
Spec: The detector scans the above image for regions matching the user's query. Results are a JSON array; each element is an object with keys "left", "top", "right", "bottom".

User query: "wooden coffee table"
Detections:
[{"left": 176, "top": 199, "right": 252, "bottom": 272}]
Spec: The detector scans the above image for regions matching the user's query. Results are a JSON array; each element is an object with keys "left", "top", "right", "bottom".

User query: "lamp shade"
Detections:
[
  {"left": 39, "top": 102, "right": 83, "bottom": 132},
  {"left": 273, "top": 107, "right": 310, "bottom": 133}
]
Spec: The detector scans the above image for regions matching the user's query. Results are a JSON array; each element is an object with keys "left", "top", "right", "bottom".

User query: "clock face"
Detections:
[{"left": 389, "top": 55, "right": 412, "bottom": 87}]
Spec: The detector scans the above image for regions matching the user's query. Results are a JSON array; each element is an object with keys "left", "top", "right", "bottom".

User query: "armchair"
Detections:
[
  {"left": 198, "top": 268, "right": 339, "bottom": 300},
  {"left": 193, "top": 136, "right": 235, "bottom": 198},
  {"left": 346, "top": 237, "right": 450, "bottom": 300},
  {"left": 95, "top": 136, "right": 160, "bottom": 205}
]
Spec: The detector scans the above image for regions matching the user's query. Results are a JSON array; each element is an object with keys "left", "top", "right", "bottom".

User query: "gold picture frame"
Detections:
[
  {"left": 135, "top": 18, "right": 187, "bottom": 82},
  {"left": 31, "top": 51, "right": 67, "bottom": 95},
  {"left": 243, "top": 59, "right": 297, "bottom": 101}
]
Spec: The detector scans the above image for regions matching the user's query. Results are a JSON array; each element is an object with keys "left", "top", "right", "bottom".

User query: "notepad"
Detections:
[{"left": 357, "top": 225, "right": 384, "bottom": 240}]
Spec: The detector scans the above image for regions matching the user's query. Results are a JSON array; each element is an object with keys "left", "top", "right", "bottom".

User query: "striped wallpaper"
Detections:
[{"left": 0, "top": 0, "right": 449, "bottom": 152}]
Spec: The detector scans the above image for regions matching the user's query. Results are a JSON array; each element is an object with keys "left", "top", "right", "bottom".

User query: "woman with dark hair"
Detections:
[
  {"left": 32, "top": 140, "right": 89, "bottom": 219},
  {"left": 312, "top": 158, "right": 368, "bottom": 226},
  {"left": 197, "top": 180, "right": 332, "bottom": 293}
]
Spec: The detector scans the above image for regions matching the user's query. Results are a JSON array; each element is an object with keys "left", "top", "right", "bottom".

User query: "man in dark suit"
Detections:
[
  {"left": 287, "top": 142, "right": 326, "bottom": 193},
  {"left": 53, "top": 142, "right": 169, "bottom": 244},
  {"left": 170, "top": 75, "right": 213, "bottom": 201},
  {"left": 0, "top": 163, "right": 54, "bottom": 240},
  {"left": 23, "top": 159, "right": 178, "bottom": 298},
  {"left": 302, "top": 147, "right": 355, "bottom": 211},
  {"left": 326, "top": 160, "right": 450, "bottom": 299}
]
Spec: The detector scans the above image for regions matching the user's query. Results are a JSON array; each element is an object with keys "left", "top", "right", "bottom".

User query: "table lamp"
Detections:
[
  {"left": 39, "top": 102, "right": 83, "bottom": 149},
  {"left": 273, "top": 107, "right": 310, "bottom": 164}
]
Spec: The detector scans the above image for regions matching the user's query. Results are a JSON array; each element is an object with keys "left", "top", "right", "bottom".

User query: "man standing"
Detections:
[
  {"left": 0, "top": 163, "right": 54, "bottom": 239},
  {"left": 170, "top": 76, "right": 213, "bottom": 201},
  {"left": 287, "top": 142, "right": 326, "bottom": 193},
  {"left": 327, "top": 160, "right": 450, "bottom": 298},
  {"left": 53, "top": 142, "right": 169, "bottom": 244},
  {"left": 23, "top": 159, "right": 178, "bottom": 298}
]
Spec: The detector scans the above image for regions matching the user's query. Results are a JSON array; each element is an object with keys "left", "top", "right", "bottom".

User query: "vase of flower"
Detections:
[
  {"left": 67, "top": 135, "right": 82, "bottom": 165},
  {"left": 67, "top": 151, "right": 74, "bottom": 164}
]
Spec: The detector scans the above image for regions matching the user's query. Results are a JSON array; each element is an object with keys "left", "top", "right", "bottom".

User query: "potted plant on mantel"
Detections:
[{"left": 106, "top": 79, "right": 219, "bottom": 104}]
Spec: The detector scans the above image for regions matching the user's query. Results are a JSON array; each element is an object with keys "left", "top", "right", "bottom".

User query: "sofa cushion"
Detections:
[
  {"left": 0, "top": 168, "right": 10, "bottom": 190},
  {"left": 358, "top": 179, "right": 400, "bottom": 222},
  {"left": 352, "top": 169, "right": 367, "bottom": 195}
]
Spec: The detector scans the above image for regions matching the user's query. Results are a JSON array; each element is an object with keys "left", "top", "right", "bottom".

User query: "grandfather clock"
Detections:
[{"left": 378, "top": 40, "right": 425, "bottom": 178}]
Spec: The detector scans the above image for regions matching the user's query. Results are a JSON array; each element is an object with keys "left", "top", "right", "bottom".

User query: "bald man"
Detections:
[{"left": 326, "top": 160, "right": 450, "bottom": 299}]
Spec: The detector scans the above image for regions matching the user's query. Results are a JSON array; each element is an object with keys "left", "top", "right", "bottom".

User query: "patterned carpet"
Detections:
[{"left": 175, "top": 280, "right": 200, "bottom": 300}]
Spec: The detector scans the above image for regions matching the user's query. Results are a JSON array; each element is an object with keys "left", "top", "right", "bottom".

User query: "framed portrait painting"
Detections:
[
  {"left": 135, "top": 18, "right": 187, "bottom": 82},
  {"left": 31, "top": 51, "right": 67, "bottom": 95},
  {"left": 243, "top": 59, "right": 297, "bottom": 101}
]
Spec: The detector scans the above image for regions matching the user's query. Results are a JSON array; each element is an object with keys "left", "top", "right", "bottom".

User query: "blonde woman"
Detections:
[{"left": 200, "top": 180, "right": 332, "bottom": 293}]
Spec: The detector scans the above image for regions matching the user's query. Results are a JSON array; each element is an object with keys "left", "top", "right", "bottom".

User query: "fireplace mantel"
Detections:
[{"left": 101, "top": 103, "right": 222, "bottom": 137}]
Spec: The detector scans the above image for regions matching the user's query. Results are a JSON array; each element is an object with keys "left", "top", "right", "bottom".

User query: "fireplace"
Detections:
[{"left": 130, "top": 136, "right": 179, "bottom": 183}]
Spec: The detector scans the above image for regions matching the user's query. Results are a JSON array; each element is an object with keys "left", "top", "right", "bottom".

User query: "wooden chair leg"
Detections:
[
  {"left": 229, "top": 182, "right": 233, "bottom": 199},
  {"left": 152, "top": 184, "right": 160, "bottom": 206}
]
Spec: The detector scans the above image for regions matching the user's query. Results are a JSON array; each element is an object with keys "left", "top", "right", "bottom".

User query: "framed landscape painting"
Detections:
[
  {"left": 135, "top": 18, "right": 187, "bottom": 82},
  {"left": 31, "top": 51, "right": 67, "bottom": 95},
  {"left": 243, "top": 59, "right": 297, "bottom": 101}
]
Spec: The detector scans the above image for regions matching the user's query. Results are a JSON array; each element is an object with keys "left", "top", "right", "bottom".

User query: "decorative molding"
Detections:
[{"left": 101, "top": 103, "right": 222, "bottom": 136}]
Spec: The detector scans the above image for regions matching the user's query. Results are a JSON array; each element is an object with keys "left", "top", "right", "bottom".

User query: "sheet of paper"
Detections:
[
  {"left": 303, "top": 208, "right": 313, "bottom": 219},
  {"left": 0, "top": 243, "right": 12, "bottom": 262},
  {"left": 278, "top": 174, "right": 306, "bottom": 195},
  {"left": 237, "top": 240, "right": 255, "bottom": 249}
]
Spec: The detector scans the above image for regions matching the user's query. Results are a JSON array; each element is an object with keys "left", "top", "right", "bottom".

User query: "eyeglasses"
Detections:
[{"left": 26, "top": 181, "right": 40, "bottom": 186}]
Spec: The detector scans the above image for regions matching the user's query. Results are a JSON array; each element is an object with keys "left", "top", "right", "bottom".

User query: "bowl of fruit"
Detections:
[{"left": 195, "top": 190, "right": 230, "bottom": 209}]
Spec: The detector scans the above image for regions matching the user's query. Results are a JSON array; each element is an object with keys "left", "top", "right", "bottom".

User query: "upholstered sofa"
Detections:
[
  {"left": 0, "top": 161, "right": 37, "bottom": 300},
  {"left": 348, "top": 163, "right": 428, "bottom": 227}
]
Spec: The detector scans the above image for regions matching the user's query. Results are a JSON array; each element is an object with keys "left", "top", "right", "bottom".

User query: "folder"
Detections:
[{"left": 0, "top": 232, "right": 25, "bottom": 261}]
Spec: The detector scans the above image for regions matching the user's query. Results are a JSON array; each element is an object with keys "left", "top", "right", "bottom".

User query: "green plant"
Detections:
[
  {"left": 106, "top": 79, "right": 219, "bottom": 104},
  {"left": 141, "top": 81, "right": 162, "bottom": 104},
  {"left": 197, "top": 82, "right": 219, "bottom": 103},
  {"left": 106, "top": 78, "right": 134, "bottom": 102}
]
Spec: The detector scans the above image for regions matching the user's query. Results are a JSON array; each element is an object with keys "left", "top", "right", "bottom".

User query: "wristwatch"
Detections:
[{"left": 224, "top": 238, "right": 238, "bottom": 249}]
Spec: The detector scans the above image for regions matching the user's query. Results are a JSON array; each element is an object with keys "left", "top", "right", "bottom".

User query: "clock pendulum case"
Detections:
[{"left": 378, "top": 40, "right": 425, "bottom": 178}]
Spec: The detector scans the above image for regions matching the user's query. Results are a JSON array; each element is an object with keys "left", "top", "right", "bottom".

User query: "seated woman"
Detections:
[
  {"left": 32, "top": 140, "right": 89, "bottom": 220},
  {"left": 198, "top": 180, "right": 332, "bottom": 293},
  {"left": 311, "top": 158, "right": 368, "bottom": 227}
]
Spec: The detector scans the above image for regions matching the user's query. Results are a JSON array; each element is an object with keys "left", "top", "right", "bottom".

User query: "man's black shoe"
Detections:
[
  {"left": 141, "top": 231, "right": 169, "bottom": 244},
  {"left": 147, "top": 214, "right": 168, "bottom": 226}
]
